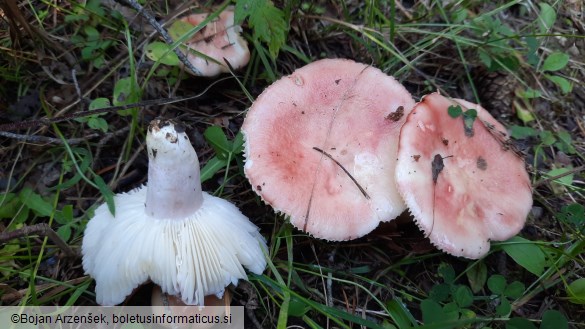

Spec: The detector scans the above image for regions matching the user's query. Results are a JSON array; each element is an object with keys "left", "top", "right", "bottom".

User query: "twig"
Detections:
[
  {"left": 0, "top": 77, "right": 231, "bottom": 132},
  {"left": 0, "top": 125, "right": 134, "bottom": 145},
  {"left": 107, "top": 143, "right": 145, "bottom": 191},
  {"left": 0, "top": 98, "right": 177, "bottom": 132},
  {"left": 72, "top": 69, "right": 82, "bottom": 100},
  {"left": 0, "top": 223, "right": 77, "bottom": 257},
  {"left": 114, "top": 0, "right": 202, "bottom": 75},
  {"left": 533, "top": 165, "right": 585, "bottom": 188},
  {"left": 1, "top": 277, "right": 87, "bottom": 303},
  {"left": 246, "top": 308, "right": 263, "bottom": 329},
  {"left": 238, "top": 281, "right": 263, "bottom": 329},
  {"left": 312, "top": 147, "right": 370, "bottom": 199},
  {"left": 0, "top": 131, "right": 99, "bottom": 144},
  {"left": 395, "top": 1, "right": 413, "bottom": 20},
  {"left": 94, "top": 126, "right": 132, "bottom": 161},
  {"left": 70, "top": 68, "right": 91, "bottom": 105},
  {"left": 326, "top": 249, "right": 336, "bottom": 308}
]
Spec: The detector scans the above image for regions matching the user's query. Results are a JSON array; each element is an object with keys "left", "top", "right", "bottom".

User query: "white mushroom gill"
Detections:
[{"left": 82, "top": 119, "right": 267, "bottom": 306}]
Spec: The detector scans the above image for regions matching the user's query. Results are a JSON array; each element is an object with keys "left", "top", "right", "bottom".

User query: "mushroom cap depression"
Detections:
[
  {"left": 179, "top": 8, "right": 249, "bottom": 76},
  {"left": 82, "top": 120, "right": 266, "bottom": 306},
  {"left": 395, "top": 92, "right": 532, "bottom": 259},
  {"left": 242, "top": 58, "right": 416, "bottom": 241}
]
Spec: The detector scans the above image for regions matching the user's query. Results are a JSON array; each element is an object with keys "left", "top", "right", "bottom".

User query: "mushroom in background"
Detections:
[
  {"left": 82, "top": 119, "right": 267, "bottom": 305},
  {"left": 176, "top": 8, "right": 249, "bottom": 76},
  {"left": 242, "top": 58, "right": 416, "bottom": 241},
  {"left": 395, "top": 92, "right": 532, "bottom": 259}
]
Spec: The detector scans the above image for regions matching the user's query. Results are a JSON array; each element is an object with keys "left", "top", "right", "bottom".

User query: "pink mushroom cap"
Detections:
[
  {"left": 395, "top": 92, "right": 533, "bottom": 259},
  {"left": 242, "top": 58, "right": 416, "bottom": 241}
]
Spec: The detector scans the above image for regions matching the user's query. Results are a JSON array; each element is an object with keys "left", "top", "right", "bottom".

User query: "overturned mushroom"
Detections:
[
  {"left": 175, "top": 8, "right": 249, "bottom": 76},
  {"left": 82, "top": 119, "right": 266, "bottom": 305},
  {"left": 242, "top": 59, "right": 416, "bottom": 241},
  {"left": 395, "top": 92, "right": 532, "bottom": 259}
]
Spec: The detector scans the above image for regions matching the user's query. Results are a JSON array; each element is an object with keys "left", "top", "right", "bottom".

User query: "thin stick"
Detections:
[
  {"left": 114, "top": 0, "right": 202, "bottom": 75},
  {"left": 533, "top": 165, "right": 585, "bottom": 188},
  {"left": 0, "top": 77, "right": 231, "bottom": 132},
  {"left": 0, "top": 131, "right": 98, "bottom": 144},
  {"left": 312, "top": 147, "right": 370, "bottom": 200},
  {"left": 1, "top": 277, "right": 88, "bottom": 303},
  {"left": 71, "top": 69, "right": 83, "bottom": 101},
  {"left": 0, "top": 223, "right": 77, "bottom": 257}
]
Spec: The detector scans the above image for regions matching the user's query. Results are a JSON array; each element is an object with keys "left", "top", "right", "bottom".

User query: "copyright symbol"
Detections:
[{"left": 11, "top": 314, "right": 19, "bottom": 323}]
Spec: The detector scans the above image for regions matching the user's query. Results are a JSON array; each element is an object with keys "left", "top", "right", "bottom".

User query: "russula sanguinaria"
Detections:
[
  {"left": 177, "top": 8, "right": 249, "bottom": 76},
  {"left": 242, "top": 58, "right": 416, "bottom": 241},
  {"left": 82, "top": 119, "right": 266, "bottom": 305},
  {"left": 395, "top": 92, "right": 532, "bottom": 259}
]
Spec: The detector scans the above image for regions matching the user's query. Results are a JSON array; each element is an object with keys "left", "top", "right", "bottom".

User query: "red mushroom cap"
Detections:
[
  {"left": 395, "top": 92, "right": 532, "bottom": 259},
  {"left": 242, "top": 59, "right": 416, "bottom": 241}
]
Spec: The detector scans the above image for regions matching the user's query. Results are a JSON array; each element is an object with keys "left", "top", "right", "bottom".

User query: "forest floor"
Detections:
[{"left": 0, "top": 0, "right": 584, "bottom": 328}]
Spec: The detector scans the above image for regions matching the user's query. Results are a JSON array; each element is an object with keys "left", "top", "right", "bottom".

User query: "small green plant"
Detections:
[
  {"left": 421, "top": 263, "right": 476, "bottom": 328},
  {"left": 74, "top": 98, "right": 110, "bottom": 132},
  {"left": 143, "top": 39, "right": 184, "bottom": 85},
  {"left": 235, "top": 0, "right": 288, "bottom": 58},
  {"left": 112, "top": 77, "right": 142, "bottom": 116},
  {"left": 529, "top": 3, "right": 572, "bottom": 94},
  {"left": 510, "top": 124, "right": 578, "bottom": 194},
  {"left": 145, "top": 42, "right": 181, "bottom": 67},
  {"left": 201, "top": 126, "right": 245, "bottom": 194},
  {"left": 566, "top": 278, "right": 585, "bottom": 305},
  {"left": 70, "top": 26, "right": 115, "bottom": 68},
  {"left": 0, "top": 188, "right": 75, "bottom": 241},
  {"left": 470, "top": 3, "right": 571, "bottom": 97},
  {"left": 506, "top": 310, "right": 568, "bottom": 329},
  {"left": 447, "top": 104, "right": 478, "bottom": 136},
  {"left": 498, "top": 236, "right": 547, "bottom": 277},
  {"left": 420, "top": 262, "right": 569, "bottom": 329},
  {"left": 52, "top": 145, "right": 115, "bottom": 216},
  {"left": 557, "top": 203, "right": 585, "bottom": 233},
  {"left": 510, "top": 125, "right": 576, "bottom": 155},
  {"left": 66, "top": 0, "right": 117, "bottom": 68},
  {"left": 471, "top": 15, "right": 520, "bottom": 72},
  {"left": 487, "top": 274, "right": 525, "bottom": 317},
  {"left": 537, "top": 52, "right": 572, "bottom": 94}
]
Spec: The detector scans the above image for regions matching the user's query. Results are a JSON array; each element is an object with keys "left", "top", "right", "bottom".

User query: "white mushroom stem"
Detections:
[{"left": 145, "top": 120, "right": 203, "bottom": 219}]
